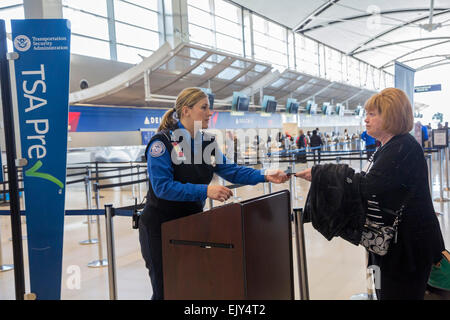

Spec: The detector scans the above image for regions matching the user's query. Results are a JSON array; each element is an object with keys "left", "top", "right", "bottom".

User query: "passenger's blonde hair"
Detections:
[
  {"left": 364, "top": 88, "right": 413, "bottom": 135},
  {"left": 158, "top": 87, "right": 207, "bottom": 132}
]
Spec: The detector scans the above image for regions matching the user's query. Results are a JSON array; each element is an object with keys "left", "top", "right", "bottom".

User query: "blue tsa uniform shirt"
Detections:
[{"left": 141, "top": 121, "right": 266, "bottom": 225}]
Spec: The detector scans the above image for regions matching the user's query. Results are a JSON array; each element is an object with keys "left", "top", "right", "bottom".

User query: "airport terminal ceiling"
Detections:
[
  {"left": 67, "top": 0, "right": 442, "bottom": 112},
  {"left": 231, "top": 0, "right": 450, "bottom": 74},
  {"left": 69, "top": 41, "right": 377, "bottom": 111}
]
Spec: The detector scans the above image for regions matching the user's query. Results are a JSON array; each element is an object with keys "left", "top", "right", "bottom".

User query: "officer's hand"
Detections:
[
  {"left": 207, "top": 185, "right": 233, "bottom": 202},
  {"left": 264, "top": 169, "right": 289, "bottom": 184},
  {"left": 295, "top": 168, "right": 312, "bottom": 182}
]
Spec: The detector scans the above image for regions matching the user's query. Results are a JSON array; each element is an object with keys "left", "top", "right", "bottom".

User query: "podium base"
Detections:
[
  {"left": 88, "top": 259, "right": 108, "bottom": 268},
  {"left": 0, "top": 264, "right": 13, "bottom": 272},
  {"left": 79, "top": 238, "right": 98, "bottom": 245},
  {"left": 350, "top": 293, "right": 376, "bottom": 300}
]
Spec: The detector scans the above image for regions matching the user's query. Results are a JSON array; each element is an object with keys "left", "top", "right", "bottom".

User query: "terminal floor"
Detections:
[{"left": 0, "top": 157, "right": 449, "bottom": 300}]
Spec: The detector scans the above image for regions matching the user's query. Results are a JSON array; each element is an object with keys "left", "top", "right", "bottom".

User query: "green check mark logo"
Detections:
[{"left": 25, "top": 160, "right": 64, "bottom": 189}]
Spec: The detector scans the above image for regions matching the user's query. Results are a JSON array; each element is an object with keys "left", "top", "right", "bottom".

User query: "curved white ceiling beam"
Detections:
[
  {"left": 69, "top": 42, "right": 173, "bottom": 104},
  {"left": 348, "top": 9, "right": 450, "bottom": 55},
  {"left": 380, "top": 39, "right": 450, "bottom": 69}
]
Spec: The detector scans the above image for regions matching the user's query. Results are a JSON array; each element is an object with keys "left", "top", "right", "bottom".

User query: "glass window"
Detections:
[
  {"left": 62, "top": 0, "right": 108, "bottom": 17},
  {"left": 295, "top": 33, "right": 319, "bottom": 76},
  {"left": 347, "top": 57, "right": 361, "bottom": 87},
  {"left": 187, "top": 0, "right": 211, "bottom": 12},
  {"left": 116, "top": 44, "right": 153, "bottom": 64},
  {"left": 268, "top": 21, "right": 285, "bottom": 41},
  {"left": 216, "top": 33, "right": 243, "bottom": 56},
  {"left": 188, "top": 24, "right": 214, "bottom": 47},
  {"left": 288, "top": 31, "right": 295, "bottom": 69},
  {"left": 71, "top": 35, "right": 110, "bottom": 59},
  {"left": 0, "top": 5, "right": 23, "bottom": 33},
  {"left": 243, "top": 12, "right": 252, "bottom": 58},
  {"left": 214, "top": 0, "right": 240, "bottom": 22},
  {"left": 215, "top": 16, "right": 241, "bottom": 39},
  {"left": 63, "top": 7, "right": 109, "bottom": 40},
  {"left": 252, "top": 15, "right": 265, "bottom": 33},
  {"left": 0, "top": 0, "right": 23, "bottom": 7},
  {"left": 187, "top": 5, "right": 213, "bottom": 30},
  {"left": 115, "top": 22, "right": 159, "bottom": 51},
  {"left": 217, "top": 67, "right": 241, "bottom": 80},
  {"left": 0, "top": 4, "right": 24, "bottom": 51},
  {"left": 125, "top": 0, "right": 158, "bottom": 11},
  {"left": 325, "top": 46, "right": 343, "bottom": 82},
  {"left": 191, "top": 61, "right": 215, "bottom": 76},
  {"left": 114, "top": 0, "right": 159, "bottom": 30}
]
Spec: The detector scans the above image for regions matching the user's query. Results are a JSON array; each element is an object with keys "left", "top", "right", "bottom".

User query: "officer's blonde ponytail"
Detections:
[{"left": 158, "top": 87, "right": 207, "bottom": 132}]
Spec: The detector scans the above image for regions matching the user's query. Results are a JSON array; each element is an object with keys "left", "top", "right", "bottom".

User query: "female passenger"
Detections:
[{"left": 296, "top": 88, "right": 445, "bottom": 300}]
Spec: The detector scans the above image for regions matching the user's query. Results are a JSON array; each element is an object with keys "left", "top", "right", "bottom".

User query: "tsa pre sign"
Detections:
[{"left": 11, "top": 19, "right": 71, "bottom": 300}]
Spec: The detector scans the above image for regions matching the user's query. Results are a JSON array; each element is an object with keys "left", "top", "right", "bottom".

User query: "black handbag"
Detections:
[{"left": 360, "top": 187, "right": 415, "bottom": 256}]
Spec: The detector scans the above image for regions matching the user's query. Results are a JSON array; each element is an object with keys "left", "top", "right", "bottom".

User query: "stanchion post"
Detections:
[
  {"left": 292, "top": 208, "right": 309, "bottom": 300},
  {"left": 1, "top": 180, "right": 5, "bottom": 203},
  {"left": 104, "top": 205, "right": 117, "bottom": 300},
  {"left": 208, "top": 198, "right": 213, "bottom": 210},
  {"left": 137, "top": 164, "right": 142, "bottom": 203},
  {"left": 130, "top": 161, "right": 135, "bottom": 199},
  {"left": 434, "top": 148, "right": 449, "bottom": 202},
  {"left": 80, "top": 168, "right": 97, "bottom": 245},
  {"left": 0, "top": 221, "right": 14, "bottom": 272},
  {"left": 232, "top": 187, "right": 241, "bottom": 202},
  {"left": 360, "top": 150, "right": 363, "bottom": 172},
  {"left": 291, "top": 155, "right": 299, "bottom": 200},
  {"left": 427, "top": 154, "right": 433, "bottom": 196},
  {"left": 88, "top": 183, "right": 108, "bottom": 268},
  {"left": 350, "top": 251, "right": 376, "bottom": 300},
  {"left": 288, "top": 166, "right": 295, "bottom": 206},
  {"left": 0, "top": 21, "right": 25, "bottom": 299},
  {"left": 445, "top": 146, "right": 450, "bottom": 191}
]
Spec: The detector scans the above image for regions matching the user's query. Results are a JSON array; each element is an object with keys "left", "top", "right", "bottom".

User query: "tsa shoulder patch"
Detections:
[{"left": 149, "top": 141, "right": 166, "bottom": 158}]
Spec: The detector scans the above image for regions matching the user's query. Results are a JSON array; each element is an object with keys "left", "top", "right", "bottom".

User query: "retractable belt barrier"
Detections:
[{"left": 0, "top": 144, "right": 442, "bottom": 299}]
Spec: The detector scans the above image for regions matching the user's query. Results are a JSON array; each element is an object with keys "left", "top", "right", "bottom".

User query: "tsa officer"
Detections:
[{"left": 139, "top": 87, "right": 289, "bottom": 300}]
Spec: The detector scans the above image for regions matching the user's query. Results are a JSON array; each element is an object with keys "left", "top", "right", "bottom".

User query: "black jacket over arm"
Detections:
[{"left": 303, "top": 163, "right": 366, "bottom": 245}]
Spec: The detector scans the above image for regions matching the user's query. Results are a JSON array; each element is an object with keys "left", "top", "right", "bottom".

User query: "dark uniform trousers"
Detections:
[{"left": 138, "top": 208, "right": 164, "bottom": 300}]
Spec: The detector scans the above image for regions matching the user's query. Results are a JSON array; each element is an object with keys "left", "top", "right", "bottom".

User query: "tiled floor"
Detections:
[{"left": 0, "top": 155, "right": 448, "bottom": 300}]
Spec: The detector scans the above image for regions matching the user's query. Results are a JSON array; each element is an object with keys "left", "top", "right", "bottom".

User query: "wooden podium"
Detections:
[{"left": 161, "top": 190, "right": 294, "bottom": 300}]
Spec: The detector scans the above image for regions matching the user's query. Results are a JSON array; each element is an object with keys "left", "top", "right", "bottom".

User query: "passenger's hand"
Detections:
[
  {"left": 295, "top": 168, "right": 312, "bottom": 182},
  {"left": 264, "top": 169, "right": 290, "bottom": 184},
  {"left": 207, "top": 185, "right": 233, "bottom": 202}
]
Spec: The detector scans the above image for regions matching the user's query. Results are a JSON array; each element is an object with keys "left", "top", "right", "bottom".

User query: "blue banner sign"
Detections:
[
  {"left": 12, "top": 19, "right": 71, "bottom": 300},
  {"left": 68, "top": 106, "right": 293, "bottom": 132},
  {"left": 395, "top": 62, "right": 415, "bottom": 110},
  {"left": 414, "top": 84, "right": 442, "bottom": 93},
  {"left": 141, "top": 129, "right": 156, "bottom": 145}
]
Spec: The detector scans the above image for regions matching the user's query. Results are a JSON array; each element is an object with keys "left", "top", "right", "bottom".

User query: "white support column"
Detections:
[
  {"left": 23, "top": 0, "right": 63, "bottom": 19},
  {"left": 161, "top": 0, "right": 189, "bottom": 48}
]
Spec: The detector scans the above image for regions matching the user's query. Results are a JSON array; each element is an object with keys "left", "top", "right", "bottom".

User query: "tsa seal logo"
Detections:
[
  {"left": 14, "top": 35, "right": 31, "bottom": 52},
  {"left": 150, "top": 141, "right": 166, "bottom": 157}
]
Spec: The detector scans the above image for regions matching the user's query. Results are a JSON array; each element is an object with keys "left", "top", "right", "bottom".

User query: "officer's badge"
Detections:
[
  {"left": 150, "top": 141, "right": 166, "bottom": 157},
  {"left": 172, "top": 142, "right": 186, "bottom": 161}
]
